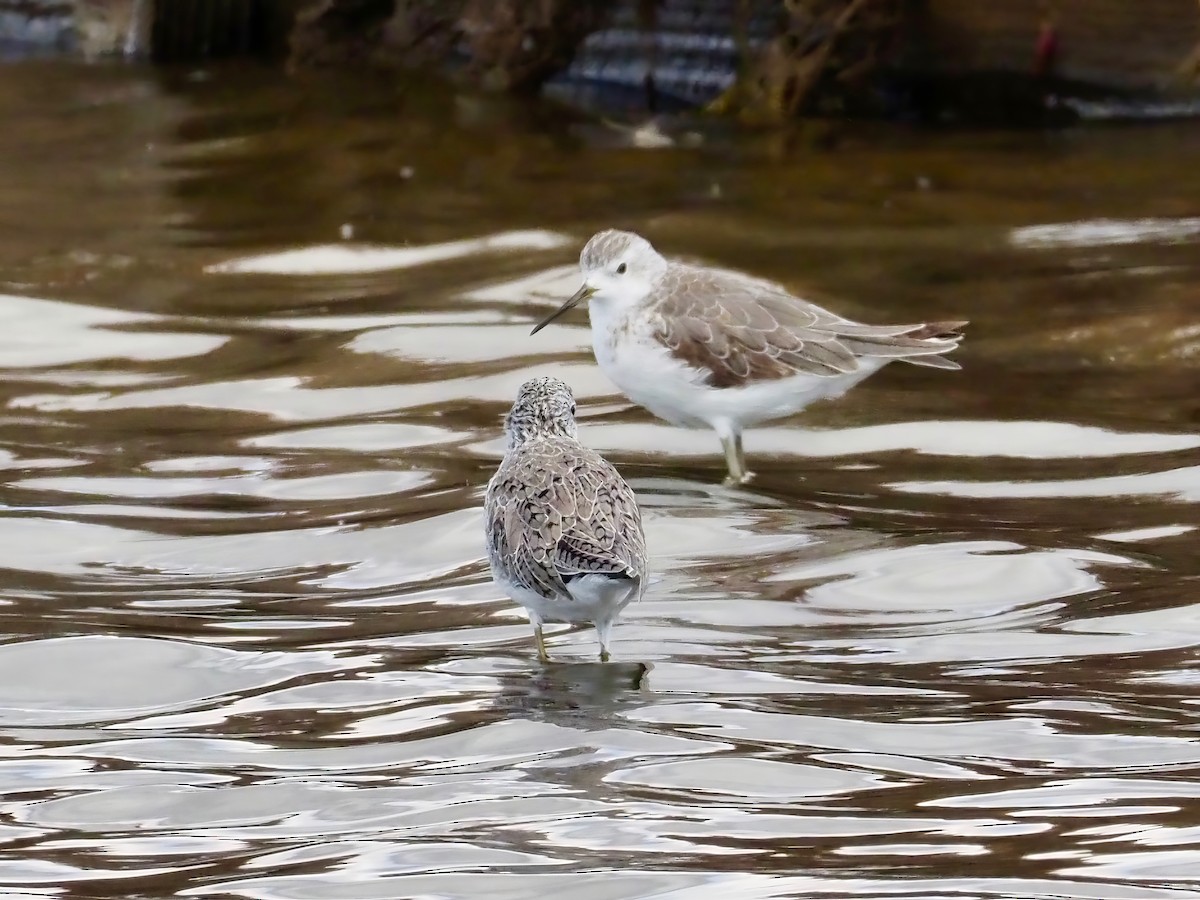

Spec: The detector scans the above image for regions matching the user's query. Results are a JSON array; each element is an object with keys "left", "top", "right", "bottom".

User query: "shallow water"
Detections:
[{"left": 1, "top": 59, "right": 1199, "bottom": 899}]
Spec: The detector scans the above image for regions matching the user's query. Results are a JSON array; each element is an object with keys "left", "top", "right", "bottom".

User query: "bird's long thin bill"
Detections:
[{"left": 530, "top": 285, "right": 593, "bottom": 335}]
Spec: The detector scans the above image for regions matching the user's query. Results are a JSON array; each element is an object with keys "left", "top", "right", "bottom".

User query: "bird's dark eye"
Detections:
[
  {"left": 570, "top": 403, "right": 577, "bottom": 416},
  {"left": 616, "top": 263, "right": 627, "bottom": 275}
]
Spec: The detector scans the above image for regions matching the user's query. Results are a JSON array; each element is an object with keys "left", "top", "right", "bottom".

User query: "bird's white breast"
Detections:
[{"left": 588, "top": 300, "right": 712, "bottom": 429}]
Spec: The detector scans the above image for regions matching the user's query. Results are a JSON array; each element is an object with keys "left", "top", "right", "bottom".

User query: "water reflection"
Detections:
[
  {"left": 0, "top": 62, "right": 1197, "bottom": 900},
  {"left": 206, "top": 229, "right": 572, "bottom": 275}
]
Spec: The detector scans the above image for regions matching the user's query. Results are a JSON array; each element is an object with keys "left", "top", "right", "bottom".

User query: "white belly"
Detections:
[{"left": 591, "top": 316, "right": 888, "bottom": 431}]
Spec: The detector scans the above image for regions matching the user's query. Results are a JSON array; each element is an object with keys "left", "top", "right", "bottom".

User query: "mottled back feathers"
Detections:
[{"left": 486, "top": 434, "right": 646, "bottom": 601}]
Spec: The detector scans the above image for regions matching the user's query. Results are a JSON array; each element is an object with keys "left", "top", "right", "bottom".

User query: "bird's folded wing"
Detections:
[
  {"left": 554, "top": 454, "right": 645, "bottom": 582},
  {"left": 653, "top": 267, "right": 964, "bottom": 388},
  {"left": 486, "top": 443, "right": 645, "bottom": 598},
  {"left": 556, "top": 529, "right": 636, "bottom": 578}
]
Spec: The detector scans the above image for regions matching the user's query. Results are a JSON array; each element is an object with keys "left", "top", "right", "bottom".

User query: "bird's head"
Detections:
[{"left": 531, "top": 230, "right": 667, "bottom": 334}]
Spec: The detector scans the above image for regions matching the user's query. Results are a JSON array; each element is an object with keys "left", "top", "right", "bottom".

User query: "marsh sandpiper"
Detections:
[
  {"left": 532, "top": 230, "right": 966, "bottom": 484},
  {"left": 486, "top": 377, "right": 646, "bottom": 663}
]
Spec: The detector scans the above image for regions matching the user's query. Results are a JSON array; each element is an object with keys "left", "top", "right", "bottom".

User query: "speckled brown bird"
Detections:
[
  {"left": 485, "top": 377, "right": 646, "bottom": 663},
  {"left": 532, "top": 230, "right": 966, "bottom": 484}
]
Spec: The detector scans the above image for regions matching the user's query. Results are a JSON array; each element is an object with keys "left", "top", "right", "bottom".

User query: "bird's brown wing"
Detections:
[{"left": 652, "top": 265, "right": 966, "bottom": 389}]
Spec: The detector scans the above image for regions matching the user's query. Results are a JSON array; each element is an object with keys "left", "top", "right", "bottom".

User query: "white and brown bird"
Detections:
[
  {"left": 532, "top": 230, "right": 966, "bottom": 484},
  {"left": 485, "top": 377, "right": 646, "bottom": 663}
]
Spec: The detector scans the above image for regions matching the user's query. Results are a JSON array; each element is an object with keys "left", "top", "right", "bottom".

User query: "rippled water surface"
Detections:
[{"left": 1, "top": 60, "right": 1200, "bottom": 899}]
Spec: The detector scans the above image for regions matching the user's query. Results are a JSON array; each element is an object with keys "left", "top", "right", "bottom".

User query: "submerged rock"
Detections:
[
  {"left": 74, "top": 0, "right": 151, "bottom": 59},
  {"left": 0, "top": 0, "right": 73, "bottom": 56}
]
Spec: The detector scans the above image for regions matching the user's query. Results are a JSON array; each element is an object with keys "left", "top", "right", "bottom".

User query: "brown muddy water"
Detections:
[{"left": 0, "top": 58, "right": 1199, "bottom": 900}]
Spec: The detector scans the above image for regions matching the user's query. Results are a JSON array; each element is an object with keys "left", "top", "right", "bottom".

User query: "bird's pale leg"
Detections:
[
  {"left": 595, "top": 618, "right": 614, "bottom": 663},
  {"left": 534, "top": 624, "right": 551, "bottom": 663},
  {"left": 717, "top": 424, "right": 754, "bottom": 485},
  {"left": 733, "top": 431, "right": 754, "bottom": 484}
]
